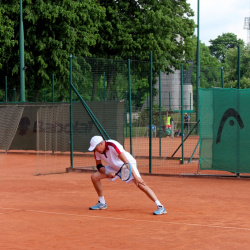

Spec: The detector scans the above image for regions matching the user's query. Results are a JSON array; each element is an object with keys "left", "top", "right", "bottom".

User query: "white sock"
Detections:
[
  {"left": 155, "top": 200, "right": 162, "bottom": 207},
  {"left": 99, "top": 196, "right": 105, "bottom": 204}
]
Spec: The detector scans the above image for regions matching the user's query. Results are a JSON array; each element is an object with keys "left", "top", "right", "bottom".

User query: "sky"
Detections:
[{"left": 187, "top": 0, "right": 250, "bottom": 46}]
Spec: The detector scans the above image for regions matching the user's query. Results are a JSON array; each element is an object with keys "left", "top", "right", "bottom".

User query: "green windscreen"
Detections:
[{"left": 199, "top": 88, "right": 250, "bottom": 174}]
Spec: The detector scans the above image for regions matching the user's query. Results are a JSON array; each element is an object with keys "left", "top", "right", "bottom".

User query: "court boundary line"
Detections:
[{"left": 1, "top": 207, "right": 250, "bottom": 232}]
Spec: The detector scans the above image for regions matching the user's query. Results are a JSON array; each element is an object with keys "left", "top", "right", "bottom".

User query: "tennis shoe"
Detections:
[
  {"left": 153, "top": 205, "right": 167, "bottom": 215},
  {"left": 89, "top": 201, "right": 107, "bottom": 210}
]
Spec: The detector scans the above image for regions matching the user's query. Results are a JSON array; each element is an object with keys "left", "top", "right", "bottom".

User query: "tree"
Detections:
[
  {"left": 89, "top": 0, "right": 196, "bottom": 101},
  {"left": 0, "top": 0, "right": 105, "bottom": 101},
  {"left": 189, "top": 35, "right": 222, "bottom": 89},
  {"left": 241, "top": 44, "right": 250, "bottom": 80},
  {"left": 0, "top": 1, "right": 18, "bottom": 70},
  {"left": 223, "top": 44, "right": 250, "bottom": 88},
  {"left": 0, "top": 0, "right": 196, "bottom": 103},
  {"left": 209, "top": 33, "right": 244, "bottom": 63},
  {"left": 92, "top": 0, "right": 196, "bottom": 70}
]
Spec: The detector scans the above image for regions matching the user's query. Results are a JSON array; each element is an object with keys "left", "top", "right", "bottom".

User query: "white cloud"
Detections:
[{"left": 187, "top": 0, "right": 250, "bottom": 45}]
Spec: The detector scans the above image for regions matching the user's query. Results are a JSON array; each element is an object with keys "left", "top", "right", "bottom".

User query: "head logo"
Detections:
[{"left": 216, "top": 108, "right": 244, "bottom": 144}]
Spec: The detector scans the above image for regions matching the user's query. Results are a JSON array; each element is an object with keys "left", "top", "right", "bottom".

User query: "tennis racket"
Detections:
[{"left": 115, "top": 163, "right": 132, "bottom": 181}]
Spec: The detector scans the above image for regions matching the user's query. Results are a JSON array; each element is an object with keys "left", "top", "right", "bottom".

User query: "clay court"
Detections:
[{"left": 1, "top": 153, "right": 250, "bottom": 250}]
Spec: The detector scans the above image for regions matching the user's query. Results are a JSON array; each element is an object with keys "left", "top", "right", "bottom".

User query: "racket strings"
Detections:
[{"left": 121, "top": 165, "right": 130, "bottom": 180}]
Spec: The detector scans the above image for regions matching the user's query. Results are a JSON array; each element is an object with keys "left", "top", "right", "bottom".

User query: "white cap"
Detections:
[{"left": 88, "top": 136, "right": 104, "bottom": 151}]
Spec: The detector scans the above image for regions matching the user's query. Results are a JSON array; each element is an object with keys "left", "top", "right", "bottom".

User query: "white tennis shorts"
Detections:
[{"left": 105, "top": 162, "right": 141, "bottom": 183}]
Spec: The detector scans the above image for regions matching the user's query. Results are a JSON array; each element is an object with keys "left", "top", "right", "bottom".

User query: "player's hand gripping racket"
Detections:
[{"left": 115, "top": 163, "right": 132, "bottom": 181}]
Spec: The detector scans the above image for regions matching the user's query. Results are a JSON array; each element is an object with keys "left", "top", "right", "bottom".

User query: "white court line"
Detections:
[{"left": 1, "top": 207, "right": 250, "bottom": 232}]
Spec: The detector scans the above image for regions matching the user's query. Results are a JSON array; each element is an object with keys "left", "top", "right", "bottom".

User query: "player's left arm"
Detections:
[
  {"left": 95, "top": 159, "right": 106, "bottom": 175},
  {"left": 118, "top": 152, "right": 145, "bottom": 186}
]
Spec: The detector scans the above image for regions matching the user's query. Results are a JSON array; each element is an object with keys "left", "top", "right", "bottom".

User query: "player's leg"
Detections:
[
  {"left": 129, "top": 163, "right": 159, "bottom": 202},
  {"left": 134, "top": 181, "right": 167, "bottom": 215},
  {"left": 129, "top": 162, "right": 167, "bottom": 215},
  {"left": 89, "top": 171, "right": 108, "bottom": 210},
  {"left": 89, "top": 165, "right": 118, "bottom": 210},
  {"left": 184, "top": 122, "right": 188, "bottom": 131},
  {"left": 135, "top": 181, "right": 157, "bottom": 201},
  {"left": 91, "top": 171, "right": 106, "bottom": 196}
]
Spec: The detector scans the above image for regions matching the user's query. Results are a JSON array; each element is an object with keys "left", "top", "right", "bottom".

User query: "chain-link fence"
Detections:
[{"left": 1, "top": 55, "right": 250, "bottom": 177}]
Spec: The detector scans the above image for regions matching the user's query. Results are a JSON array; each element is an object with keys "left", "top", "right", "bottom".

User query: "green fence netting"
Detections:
[{"left": 199, "top": 88, "right": 250, "bottom": 174}]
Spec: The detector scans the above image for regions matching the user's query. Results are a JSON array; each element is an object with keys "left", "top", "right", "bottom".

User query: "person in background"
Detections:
[
  {"left": 164, "top": 113, "right": 173, "bottom": 131},
  {"left": 184, "top": 113, "right": 190, "bottom": 132}
]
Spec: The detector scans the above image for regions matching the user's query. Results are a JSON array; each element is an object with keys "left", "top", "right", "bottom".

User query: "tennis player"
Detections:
[{"left": 88, "top": 135, "right": 167, "bottom": 215}]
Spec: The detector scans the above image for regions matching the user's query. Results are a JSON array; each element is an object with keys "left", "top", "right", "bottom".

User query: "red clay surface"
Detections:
[{"left": 1, "top": 153, "right": 250, "bottom": 249}]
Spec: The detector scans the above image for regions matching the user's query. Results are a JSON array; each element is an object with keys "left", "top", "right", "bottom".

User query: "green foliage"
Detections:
[
  {"left": 91, "top": 0, "right": 196, "bottom": 72},
  {"left": 0, "top": 89, "right": 5, "bottom": 102},
  {"left": 209, "top": 33, "right": 245, "bottom": 63},
  {"left": 240, "top": 78, "right": 250, "bottom": 89},
  {"left": 223, "top": 44, "right": 250, "bottom": 88},
  {"left": 0, "top": 1, "right": 105, "bottom": 101},
  {"left": 0, "top": 2, "right": 18, "bottom": 70},
  {"left": 0, "top": 1, "right": 196, "bottom": 103},
  {"left": 131, "top": 78, "right": 150, "bottom": 107},
  {"left": 72, "top": 57, "right": 130, "bottom": 102},
  {"left": 240, "top": 44, "right": 250, "bottom": 80},
  {"left": 137, "top": 104, "right": 167, "bottom": 127},
  {"left": 3, "top": 0, "right": 249, "bottom": 106},
  {"left": 190, "top": 36, "right": 222, "bottom": 89},
  {"left": 190, "top": 35, "right": 249, "bottom": 90}
]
